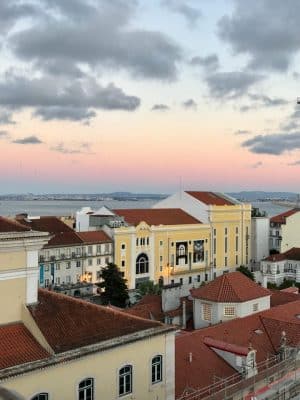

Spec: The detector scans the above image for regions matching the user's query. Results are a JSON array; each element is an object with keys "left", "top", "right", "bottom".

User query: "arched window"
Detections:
[
  {"left": 78, "top": 378, "right": 94, "bottom": 400},
  {"left": 152, "top": 355, "right": 163, "bottom": 384},
  {"left": 119, "top": 365, "right": 132, "bottom": 396},
  {"left": 178, "top": 244, "right": 186, "bottom": 256},
  {"left": 31, "top": 394, "right": 48, "bottom": 400},
  {"left": 136, "top": 253, "right": 149, "bottom": 274}
]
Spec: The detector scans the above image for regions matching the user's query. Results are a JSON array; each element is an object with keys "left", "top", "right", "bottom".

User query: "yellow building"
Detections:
[
  {"left": 154, "top": 191, "right": 252, "bottom": 276},
  {"left": 0, "top": 216, "right": 175, "bottom": 400},
  {"left": 112, "top": 208, "right": 211, "bottom": 289}
]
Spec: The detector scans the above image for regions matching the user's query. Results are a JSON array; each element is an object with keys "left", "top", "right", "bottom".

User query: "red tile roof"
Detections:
[
  {"left": 28, "top": 289, "right": 165, "bottom": 353},
  {"left": 175, "top": 300, "right": 300, "bottom": 397},
  {"left": 0, "top": 323, "right": 49, "bottom": 370},
  {"left": 76, "top": 231, "right": 112, "bottom": 244},
  {"left": 16, "top": 216, "right": 73, "bottom": 233},
  {"left": 185, "top": 191, "right": 235, "bottom": 206},
  {"left": 264, "top": 247, "right": 300, "bottom": 262},
  {"left": 0, "top": 216, "right": 31, "bottom": 232},
  {"left": 190, "top": 272, "right": 270, "bottom": 303},
  {"left": 203, "top": 337, "right": 249, "bottom": 356},
  {"left": 270, "top": 289, "right": 300, "bottom": 307},
  {"left": 124, "top": 295, "right": 165, "bottom": 321},
  {"left": 113, "top": 208, "right": 201, "bottom": 226},
  {"left": 281, "top": 287, "right": 299, "bottom": 294},
  {"left": 270, "top": 208, "right": 300, "bottom": 224}
]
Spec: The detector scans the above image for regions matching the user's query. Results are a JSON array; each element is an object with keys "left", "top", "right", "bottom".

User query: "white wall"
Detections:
[{"left": 251, "top": 217, "right": 269, "bottom": 262}]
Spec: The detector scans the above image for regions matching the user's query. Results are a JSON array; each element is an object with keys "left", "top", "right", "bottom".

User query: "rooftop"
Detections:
[
  {"left": 76, "top": 231, "right": 111, "bottom": 244},
  {"left": 28, "top": 289, "right": 166, "bottom": 353},
  {"left": 175, "top": 299, "right": 300, "bottom": 397},
  {"left": 185, "top": 191, "right": 236, "bottom": 206},
  {"left": 270, "top": 208, "right": 300, "bottom": 224},
  {"left": 190, "top": 272, "right": 270, "bottom": 303},
  {"left": 0, "top": 216, "right": 31, "bottom": 233},
  {"left": 113, "top": 208, "right": 201, "bottom": 226},
  {"left": 0, "top": 323, "right": 49, "bottom": 370},
  {"left": 16, "top": 216, "right": 73, "bottom": 234},
  {"left": 264, "top": 247, "right": 300, "bottom": 262}
]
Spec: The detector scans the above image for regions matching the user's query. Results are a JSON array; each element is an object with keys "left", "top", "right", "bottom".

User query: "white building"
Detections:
[
  {"left": 251, "top": 208, "right": 269, "bottom": 263},
  {"left": 190, "top": 271, "right": 270, "bottom": 329},
  {"left": 76, "top": 206, "right": 124, "bottom": 231},
  {"left": 269, "top": 208, "right": 300, "bottom": 253},
  {"left": 260, "top": 247, "right": 300, "bottom": 286}
]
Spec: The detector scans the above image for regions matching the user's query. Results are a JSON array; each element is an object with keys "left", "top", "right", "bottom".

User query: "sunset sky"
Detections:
[{"left": 0, "top": 0, "right": 300, "bottom": 194}]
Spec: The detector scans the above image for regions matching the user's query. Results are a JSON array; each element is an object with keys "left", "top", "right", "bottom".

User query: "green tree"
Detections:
[
  {"left": 236, "top": 265, "right": 255, "bottom": 281},
  {"left": 135, "top": 280, "right": 161, "bottom": 301},
  {"left": 98, "top": 263, "right": 129, "bottom": 308}
]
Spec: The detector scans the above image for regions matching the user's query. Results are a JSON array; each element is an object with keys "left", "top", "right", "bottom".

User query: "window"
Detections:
[
  {"left": 180, "top": 278, "right": 183, "bottom": 285},
  {"left": 76, "top": 260, "right": 81, "bottom": 268},
  {"left": 66, "top": 275, "right": 71, "bottom": 284},
  {"left": 105, "top": 243, "right": 110, "bottom": 253},
  {"left": 121, "top": 260, "right": 125, "bottom": 267},
  {"left": 160, "top": 255, "right": 163, "bottom": 262},
  {"left": 253, "top": 303, "right": 258, "bottom": 312},
  {"left": 45, "top": 265, "right": 49, "bottom": 272},
  {"left": 213, "top": 238, "right": 216, "bottom": 255},
  {"left": 121, "top": 243, "right": 126, "bottom": 250},
  {"left": 224, "top": 237, "right": 228, "bottom": 253},
  {"left": 236, "top": 227, "right": 239, "bottom": 234},
  {"left": 136, "top": 238, "right": 139, "bottom": 246},
  {"left": 136, "top": 253, "right": 149, "bottom": 274},
  {"left": 197, "top": 275, "right": 200, "bottom": 282},
  {"left": 160, "top": 240, "right": 163, "bottom": 246},
  {"left": 160, "top": 265, "right": 163, "bottom": 272},
  {"left": 236, "top": 255, "right": 238, "bottom": 265},
  {"left": 88, "top": 246, "right": 93, "bottom": 255},
  {"left": 78, "top": 378, "right": 94, "bottom": 400},
  {"left": 55, "top": 277, "right": 60, "bottom": 285},
  {"left": 225, "top": 227, "right": 228, "bottom": 235},
  {"left": 188, "top": 276, "right": 192, "bottom": 284},
  {"left": 235, "top": 236, "right": 239, "bottom": 252},
  {"left": 76, "top": 247, "right": 81, "bottom": 256},
  {"left": 55, "top": 263, "right": 60, "bottom": 271},
  {"left": 146, "top": 237, "right": 149, "bottom": 245},
  {"left": 105, "top": 257, "right": 110, "bottom": 265},
  {"left": 152, "top": 355, "right": 163, "bottom": 384},
  {"left": 31, "top": 394, "right": 48, "bottom": 400},
  {"left": 96, "top": 244, "right": 101, "bottom": 254},
  {"left": 119, "top": 365, "right": 132, "bottom": 396},
  {"left": 202, "top": 303, "right": 212, "bottom": 321},
  {"left": 224, "top": 306, "right": 235, "bottom": 317},
  {"left": 88, "top": 259, "right": 93, "bottom": 266},
  {"left": 224, "top": 257, "right": 227, "bottom": 267},
  {"left": 97, "top": 258, "right": 101, "bottom": 265},
  {"left": 44, "top": 279, "right": 50, "bottom": 287},
  {"left": 213, "top": 229, "right": 216, "bottom": 236},
  {"left": 66, "top": 261, "right": 71, "bottom": 269}
]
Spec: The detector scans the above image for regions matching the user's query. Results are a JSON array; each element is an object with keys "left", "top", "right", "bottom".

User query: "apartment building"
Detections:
[
  {"left": 269, "top": 208, "right": 300, "bottom": 253},
  {"left": 260, "top": 247, "right": 300, "bottom": 285},
  {"left": 15, "top": 215, "right": 113, "bottom": 286},
  {"left": 154, "top": 191, "right": 252, "bottom": 275},
  {"left": 0, "top": 216, "right": 176, "bottom": 400}
]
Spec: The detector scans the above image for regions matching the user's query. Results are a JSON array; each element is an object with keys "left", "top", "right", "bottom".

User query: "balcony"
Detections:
[
  {"left": 39, "top": 256, "right": 45, "bottom": 262},
  {"left": 50, "top": 255, "right": 56, "bottom": 261}
]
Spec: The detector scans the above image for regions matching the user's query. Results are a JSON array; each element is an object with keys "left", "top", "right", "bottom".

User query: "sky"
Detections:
[{"left": 0, "top": 0, "right": 300, "bottom": 194}]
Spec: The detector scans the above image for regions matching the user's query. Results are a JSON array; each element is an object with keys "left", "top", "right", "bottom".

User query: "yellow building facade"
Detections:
[
  {"left": 112, "top": 209, "right": 211, "bottom": 289},
  {"left": 0, "top": 217, "right": 175, "bottom": 400}
]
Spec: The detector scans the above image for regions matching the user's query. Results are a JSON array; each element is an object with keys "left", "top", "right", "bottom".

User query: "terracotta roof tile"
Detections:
[
  {"left": 0, "top": 216, "right": 31, "bottom": 232},
  {"left": 28, "top": 289, "right": 165, "bottom": 353},
  {"left": 270, "top": 290, "right": 300, "bottom": 307},
  {"left": 175, "top": 300, "right": 300, "bottom": 397},
  {"left": 113, "top": 208, "right": 201, "bottom": 226},
  {"left": 190, "top": 272, "right": 270, "bottom": 303},
  {"left": 16, "top": 216, "right": 73, "bottom": 233},
  {"left": 76, "top": 231, "right": 112, "bottom": 244},
  {"left": 203, "top": 337, "right": 249, "bottom": 356},
  {"left": 270, "top": 208, "right": 300, "bottom": 224},
  {"left": 0, "top": 323, "right": 49, "bottom": 370},
  {"left": 185, "top": 191, "right": 235, "bottom": 206},
  {"left": 45, "top": 231, "right": 82, "bottom": 247},
  {"left": 124, "top": 295, "right": 164, "bottom": 321},
  {"left": 264, "top": 247, "right": 300, "bottom": 262}
]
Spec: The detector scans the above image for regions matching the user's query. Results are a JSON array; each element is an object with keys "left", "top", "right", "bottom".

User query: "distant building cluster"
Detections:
[{"left": 0, "top": 190, "right": 299, "bottom": 399}]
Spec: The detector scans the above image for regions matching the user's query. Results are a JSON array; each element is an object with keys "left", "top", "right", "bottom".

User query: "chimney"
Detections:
[{"left": 182, "top": 300, "right": 187, "bottom": 329}]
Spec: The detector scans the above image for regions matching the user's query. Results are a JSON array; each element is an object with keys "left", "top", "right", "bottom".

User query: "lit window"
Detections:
[
  {"left": 119, "top": 365, "right": 132, "bottom": 396},
  {"left": 78, "top": 378, "right": 94, "bottom": 400},
  {"left": 152, "top": 355, "right": 163, "bottom": 384},
  {"left": 224, "top": 306, "right": 235, "bottom": 317},
  {"left": 202, "top": 303, "right": 212, "bottom": 321},
  {"left": 31, "top": 394, "right": 48, "bottom": 400}
]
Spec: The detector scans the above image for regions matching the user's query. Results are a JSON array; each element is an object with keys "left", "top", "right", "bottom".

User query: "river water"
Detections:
[{"left": 0, "top": 199, "right": 292, "bottom": 218}]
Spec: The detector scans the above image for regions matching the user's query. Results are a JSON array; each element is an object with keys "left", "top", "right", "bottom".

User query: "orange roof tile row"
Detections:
[
  {"left": 185, "top": 191, "right": 235, "bottom": 206},
  {"left": 0, "top": 216, "right": 31, "bottom": 232},
  {"left": 113, "top": 208, "right": 201, "bottom": 226},
  {"left": 28, "top": 290, "right": 164, "bottom": 353},
  {"left": 45, "top": 230, "right": 112, "bottom": 248},
  {"left": 175, "top": 299, "right": 300, "bottom": 397},
  {"left": 190, "top": 272, "right": 270, "bottom": 303},
  {"left": 17, "top": 216, "right": 73, "bottom": 233},
  {"left": 270, "top": 208, "right": 300, "bottom": 224},
  {"left": 0, "top": 323, "right": 49, "bottom": 369},
  {"left": 264, "top": 247, "right": 300, "bottom": 262}
]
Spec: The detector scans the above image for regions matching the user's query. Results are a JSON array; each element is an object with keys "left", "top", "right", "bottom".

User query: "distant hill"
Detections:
[{"left": 228, "top": 191, "right": 298, "bottom": 202}]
